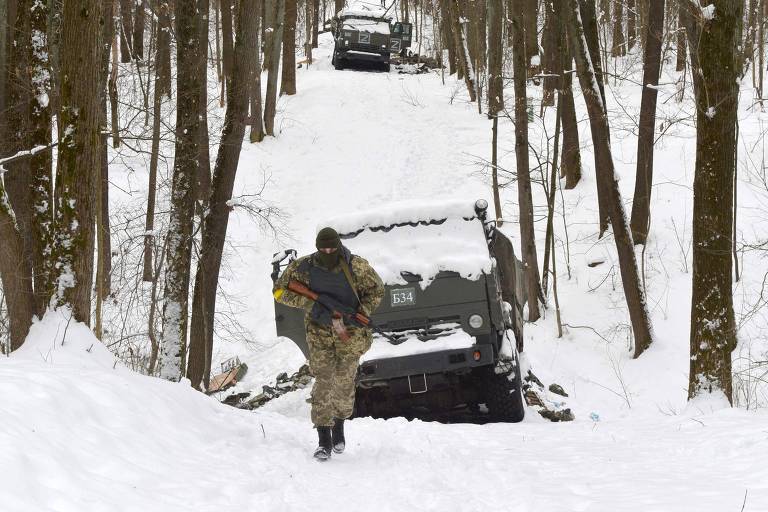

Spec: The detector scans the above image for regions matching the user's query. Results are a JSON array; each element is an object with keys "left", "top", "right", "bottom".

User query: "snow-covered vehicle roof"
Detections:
[
  {"left": 339, "top": 7, "right": 392, "bottom": 20},
  {"left": 341, "top": 17, "right": 391, "bottom": 35},
  {"left": 319, "top": 200, "right": 492, "bottom": 287}
]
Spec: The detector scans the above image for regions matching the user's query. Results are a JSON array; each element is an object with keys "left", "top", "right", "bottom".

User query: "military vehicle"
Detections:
[
  {"left": 271, "top": 199, "right": 527, "bottom": 422},
  {"left": 331, "top": 8, "right": 413, "bottom": 72}
]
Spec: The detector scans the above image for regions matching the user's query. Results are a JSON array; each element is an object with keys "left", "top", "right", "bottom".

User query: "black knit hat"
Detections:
[{"left": 316, "top": 227, "right": 340, "bottom": 249}]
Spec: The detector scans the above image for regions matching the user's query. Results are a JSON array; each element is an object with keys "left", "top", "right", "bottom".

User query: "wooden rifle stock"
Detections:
[{"left": 288, "top": 280, "right": 374, "bottom": 325}]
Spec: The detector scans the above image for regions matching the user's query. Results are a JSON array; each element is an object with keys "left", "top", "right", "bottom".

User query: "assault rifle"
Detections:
[{"left": 287, "top": 281, "right": 398, "bottom": 344}]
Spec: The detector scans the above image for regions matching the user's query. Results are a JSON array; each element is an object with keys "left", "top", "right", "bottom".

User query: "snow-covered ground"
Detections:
[{"left": 3, "top": 28, "right": 768, "bottom": 511}]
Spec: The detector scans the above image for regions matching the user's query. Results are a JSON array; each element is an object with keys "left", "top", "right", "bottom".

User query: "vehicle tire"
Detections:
[
  {"left": 483, "top": 361, "right": 525, "bottom": 423},
  {"left": 334, "top": 53, "right": 344, "bottom": 70},
  {"left": 383, "top": 62, "right": 391, "bottom": 72}
]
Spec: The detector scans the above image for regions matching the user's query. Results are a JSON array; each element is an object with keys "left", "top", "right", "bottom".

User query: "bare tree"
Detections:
[
  {"left": 133, "top": 0, "right": 146, "bottom": 60},
  {"left": 511, "top": 0, "right": 542, "bottom": 321},
  {"left": 187, "top": 0, "right": 258, "bottom": 390},
  {"left": 221, "top": 0, "right": 234, "bottom": 77},
  {"left": 54, "top": 0, "right": 103, "bottom": 324},
  {"left": 630, "top": 0, "right": 665, "bottom": 245},
  {"left": 281, "top": 0, "right": 297, "bottom": 95},
  {"left": 264, "top": 0, "right": 284, "bottom": 135},
  {"left": 159, "top": 0, "right": 205, "bottom": 380},
  {"left": 612, "top": 0, "right": 626, "bottom": 56},
  {"left": 249, "top": 0, "right": 265, "bottom": 142},
  {"left": 119, "top": 0, "right": 133, "bottom": 62},
  {"left": 566, "top": 0, "right": 654, "bottom": 358},
  {"left": 450, "top": 0, "right": 477, "bottom": 101},
  {"left": 684, "top": 0, "right": 742, "bottom": 403}
]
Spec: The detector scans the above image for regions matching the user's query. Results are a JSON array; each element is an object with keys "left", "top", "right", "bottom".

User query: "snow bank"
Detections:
[
  {"left": 320, "top": 199, "right": 492, "bottom": 287},
  {"left": 12, "top": 308, "right": 120, "bottom": 370}
]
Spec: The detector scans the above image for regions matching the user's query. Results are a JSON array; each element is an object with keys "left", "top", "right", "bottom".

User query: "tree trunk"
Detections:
[
  {"left": 612, "top": 0, "right": 625, "bottom": 56},
  {"left": 630, "top": 0, "right": 664, "bottom": 245},
  {"left": 221, "top": 0, "right": 233, "bottom": 76},
  {"left": 450, "top": 0, "right": 476, "bottom": 101},
  {"left": 196, "top": 0, "right": 211, "bottom": 208},
  {"left": 511, "top": 0, "right": 542, "bottom": 321},
  {"left": 304, "top": 0, "right": 312, "bottom": 64},
  {"left": 30, "top": 0, "right": 54, "bottom": 314},
  {"left": 156, "top": 0, "right": 172, "bottom": 97},
  {"left": 440, "top": 0, "right": 457, "bottom": 75},
  {"left": 0, "top": 0, "right": 8, "bottom": 160},
  {"left": 684, "top": 0, "right": 741, "bottom": 403},
  {"left": 0, "top": 179, "right": 34, "bottom": 350},
  {"left": 54, "top": 0, "right": 102, "bottom": 324},
  {"left": 312, "top": 0, "right": 319, "bottom": 47},
  {"left": 5, "top": 0, "right": 34, "bottom": 326},
  {"left": 541, "top": 0, "right": 557, "bottom": 107},
  {"left": 579, "top": 0, "right": 610, "bottom": 235},
  {"left": 264, "top": 0, "right": 284, "bottom": 135},
  {"left": 627, "top": 0, "right": 636, "bottom": 49},
  {"left": 676, "top": 1, "right": 686, "bottom": 72},
  {"left": 249, "top": 0, "right": 265, "bottom": 142},
  {"left": 524, "top": 0, "right": 538, "bottom": 64},
  {"left": 553, "top": 0, "right": 581, "bottom": 188},
  {"left": 280, "top": 0, "right": 297, "bottom": 95},
  {"left": 133, "top": 0, "right": 145, "bottom": 60},
  {"left": 98, "top": 0, "right": 114, "bottom": 302},
  {"left": 334, "top": 0, "right": 342, "bottom": 16},
  {"left": 187, "top": 0, "right": 257, "bottom": 390},
  {"left": 566, "top": 0, "right": 654, "bottom": 358},
  {"left": 119, "top": 0, "right": 133, "bottom": 62},
  {"left": 159, "top": 0, "right": 204, "bottom": 381},
  {"left": 487, "top": 0, "right": 504, "bottom": 116},
  {"left": 109, "top": 30, "right": 120, "bottom": 147}
]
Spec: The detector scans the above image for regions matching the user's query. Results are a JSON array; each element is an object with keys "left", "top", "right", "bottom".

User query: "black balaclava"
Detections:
[{"left": 315, "top": 227, "right": 341, "bottom": 269}]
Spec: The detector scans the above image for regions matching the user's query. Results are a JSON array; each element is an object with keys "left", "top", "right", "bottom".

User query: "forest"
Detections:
[{"left": 0, "top": 0, "right": 766, "bottom": 510}]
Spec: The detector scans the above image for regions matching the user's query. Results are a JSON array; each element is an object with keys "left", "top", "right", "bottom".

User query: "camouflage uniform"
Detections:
[{"left": 274, "top": 248, "right": 384, "bottom": 427}]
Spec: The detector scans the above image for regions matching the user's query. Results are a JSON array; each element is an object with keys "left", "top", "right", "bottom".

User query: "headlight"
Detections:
[
  {"left": 344, "top": 40, "right": 349, "bottom": 46},
  {"left": 468, "top": 314, "right": 484, "bottom": 329}
]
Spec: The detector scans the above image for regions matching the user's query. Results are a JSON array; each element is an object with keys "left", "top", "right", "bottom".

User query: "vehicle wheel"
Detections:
[
  {"left": 483, "top": 361, "right": 525, "bottom": 423},
  {"left": 383, "top": 62, "right": 391, "bottom": 72},
  {"left": 334, "top": 54, "right": 344, "bottom": 70}
]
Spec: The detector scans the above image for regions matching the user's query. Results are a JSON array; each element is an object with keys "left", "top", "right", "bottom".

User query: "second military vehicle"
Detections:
[
  {"left": 331, "top": 8, "right": 413, "bottom": 72},
  {"left": 272, "top": 199, "right": 527, "bottom": 423}
]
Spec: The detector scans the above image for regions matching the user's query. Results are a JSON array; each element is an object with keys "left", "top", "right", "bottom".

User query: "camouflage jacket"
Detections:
[{"left": 273, "top": 247, "right": 385, "bottom": 319}]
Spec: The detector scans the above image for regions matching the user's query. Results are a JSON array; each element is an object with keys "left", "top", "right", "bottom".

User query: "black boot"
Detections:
[
  {"left": 313, "top": 426, "right": 332, "bottom": 461},
  {"left": 331, "top": 418, "right": 345, "bottom": 454}
]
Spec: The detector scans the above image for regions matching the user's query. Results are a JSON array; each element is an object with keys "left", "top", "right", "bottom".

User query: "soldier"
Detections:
[{"left": 273, "top": 227, "right": 384, "bottom": 460}]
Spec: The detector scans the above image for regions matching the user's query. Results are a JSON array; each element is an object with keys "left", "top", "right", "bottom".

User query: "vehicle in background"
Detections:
[{"left": 331, "top": 8, "right": 412, "bottom": 72}]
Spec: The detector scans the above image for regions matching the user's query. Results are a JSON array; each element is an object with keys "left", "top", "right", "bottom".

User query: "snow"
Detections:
[
  {"left": 340, "top": 7, "right": 392, "bottom": 21},
  {"left": 321, "top": 199, "right": 492, "bottom": 287},
  {"left": 2, "top": 313, "right": 768, "bottom": 511},
  {"left": 362, "top": 324, "right": 476, "bottom": 362},
  {"left": 341, "top": 18, "right": 391, "bottom": 36},
  {"left": 5, "top": 14, "right": 768, "bottom": 512}
]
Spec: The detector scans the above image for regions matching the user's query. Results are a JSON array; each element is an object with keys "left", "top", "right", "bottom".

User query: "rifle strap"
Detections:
[{"left": 339, "top": 258, "right": 362, "bottom": 307}]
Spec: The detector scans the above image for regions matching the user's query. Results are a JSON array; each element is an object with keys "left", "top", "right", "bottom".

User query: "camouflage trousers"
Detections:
[{"left": 306, "top": 321, "right": 372, "bottom": 427}]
